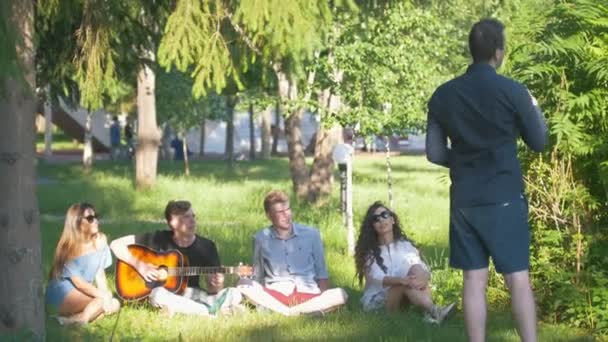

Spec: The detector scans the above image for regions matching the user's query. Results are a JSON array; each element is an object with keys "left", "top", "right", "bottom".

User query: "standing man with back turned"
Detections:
[{"left": 426, "top": 18, "right": 547, "bottom": 342}]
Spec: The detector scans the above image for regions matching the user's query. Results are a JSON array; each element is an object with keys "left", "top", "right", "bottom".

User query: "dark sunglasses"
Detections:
[
  {"left": 371, "top": 210, "right": 391, "bottom": 222},
  {"left": 83, "top": 214, "right": 100, "bottom": 223}
]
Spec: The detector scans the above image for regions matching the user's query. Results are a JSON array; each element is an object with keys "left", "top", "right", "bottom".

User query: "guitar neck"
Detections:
[{"left": 167, "top": 266, "right": 235, "bottom": 276}]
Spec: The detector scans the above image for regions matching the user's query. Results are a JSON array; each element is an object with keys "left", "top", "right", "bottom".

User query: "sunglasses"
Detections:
[
  {"left": 371, "top": 210, "right": 391, "bottom": 222},
  {"left": 83, "top": 214, "right": 100, "bottom": 223}
]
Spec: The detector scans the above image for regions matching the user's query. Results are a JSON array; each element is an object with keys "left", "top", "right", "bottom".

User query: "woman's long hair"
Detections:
[
  {"left": 49, "top": 202, "right": 98, "bottom": 279},
  {"left": 354, "top": 201, "right": 411, "bottom": 285}
]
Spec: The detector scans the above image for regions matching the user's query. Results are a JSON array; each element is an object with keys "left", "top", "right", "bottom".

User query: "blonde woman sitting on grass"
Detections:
[{"left": 46, "top": 202, "right": 120, "bottom": 325}]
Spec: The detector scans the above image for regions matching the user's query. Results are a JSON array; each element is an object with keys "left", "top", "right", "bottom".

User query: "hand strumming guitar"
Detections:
[{"left": 136, "top": 261, "right": 160, "bottom": 282}]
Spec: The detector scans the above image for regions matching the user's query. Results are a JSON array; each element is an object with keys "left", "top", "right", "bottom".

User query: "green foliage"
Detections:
[
  {"left": 158, "top": 0, "right": 242, "bottom": 98},
  {"left": 36, "top": 0, "right": 168, "bottom": 111},
  {"left": 72, "top": 0, "right": 119, "bottom": 110},
  {"left": 333, "top": 2, "right": 455, "bottom": 135},
  {"left": 156, "top": 69, "right": 206, "bottom": 132},
  {"left": 234, "top": 0, "right": 331, "bottom": 68},
  {"left": 506, "top": 0, "right": 608, "bottom": 336},
  {"left": 329, "top": 0, "right": 502, "bottom": 137}
]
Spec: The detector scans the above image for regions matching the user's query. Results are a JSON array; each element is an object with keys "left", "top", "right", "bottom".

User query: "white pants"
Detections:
[{"left": 149, "top": 287, "right": 242, "bottom": 316}]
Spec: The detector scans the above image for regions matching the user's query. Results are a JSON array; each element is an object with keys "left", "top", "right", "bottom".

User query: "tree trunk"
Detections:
[
  {"left": 271, "top": 100, "right": 280, "bottom": 156},
  {"left": 308, "top": 89, "right": 340, "bottom": 202},
  {"left": 285, "top": 108, "right": 309, "bottom": 198},
  {"left": 225, "top": 96, "right": 236, "bottom": 169},
  {"left": 275, "top": 65, "right": 310, "bottom": 199},
  {"left": 43, "top": 88, "right": 53, "bottom": 157},
  {"left": 182, "top": 133, "right": 190, "bottom": 176},
  {"left": 307, "top": 125, "right": 340, "bottom": 202},
  {"left": 199, "top": 119, "right": 206, "bottom": 157},
  {"left": 160, "top": 122, "right": 172, "bottom": 160},
  {"left": 308, "top": 63, "right": 342, "bottom": 202},
  {"left": 385, "top": 136, "right": 394, "bottom": 209},
  {"left": 249, "top": 103, "right": 256, "bottom": 160},
  {"left": 260, "top": 106, "right": 272, "bottom": 160},
  {"left": 82, "top": 111, "right": 93, "bottom": 172},
  {"left": 0, "top": 1, "right": 45, "bottom": 339},
  {"left": 135, "top": 54, "right": 160, "bottom": 190}
]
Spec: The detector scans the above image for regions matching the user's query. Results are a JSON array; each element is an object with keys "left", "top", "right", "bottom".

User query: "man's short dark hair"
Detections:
[
  {"left": 468, "top": 18, "right": 505, "bottom": 63},
  {"left": 164, "top": 200, "right": 192, "bottom": 224}
]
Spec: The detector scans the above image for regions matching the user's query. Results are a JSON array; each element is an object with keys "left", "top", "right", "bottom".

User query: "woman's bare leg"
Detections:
[
  {"left": 404, "top": 286, "right": 434, "bottom": 312},
  {"left": 385, "top": 286, "right": 410, "bottom": 311},
  {"left": 57, "top": 290, "right": 104, "bottom": 324}
]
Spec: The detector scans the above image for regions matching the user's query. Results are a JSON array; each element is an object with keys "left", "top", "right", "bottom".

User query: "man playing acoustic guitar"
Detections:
[{"left": 110, "top": 200, "right": 243, "bottom": 316}]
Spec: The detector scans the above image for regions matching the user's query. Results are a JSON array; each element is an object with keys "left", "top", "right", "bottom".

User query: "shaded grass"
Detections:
[{"left": 38, "top": 156, "right": 593, "bottom": 341}]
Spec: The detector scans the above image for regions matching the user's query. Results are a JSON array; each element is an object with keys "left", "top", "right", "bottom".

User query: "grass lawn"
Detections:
[
  {"left": 37, "top": 156, "right": 593, "bottom": 341},
  {"left": 36, "top": 130, "right": 83, "bottom": 152}
]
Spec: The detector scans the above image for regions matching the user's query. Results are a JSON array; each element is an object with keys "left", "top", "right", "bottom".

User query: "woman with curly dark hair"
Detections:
[{"left": 355, "top": 201, "right": 454, "bottom": 323}]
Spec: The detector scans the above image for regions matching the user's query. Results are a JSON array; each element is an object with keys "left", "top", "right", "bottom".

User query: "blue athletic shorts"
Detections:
[{"left": 449, "top": 194, "right": 530, "bottom": 274}]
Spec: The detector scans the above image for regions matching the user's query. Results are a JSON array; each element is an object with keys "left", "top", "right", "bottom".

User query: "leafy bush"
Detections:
[{"left": 506, "top": 0, "right": 608, "bottom": 336}]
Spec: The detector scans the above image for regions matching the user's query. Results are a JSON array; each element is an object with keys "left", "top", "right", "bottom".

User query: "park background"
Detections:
[{"left": 1, "top": 0, "right": 607, "bottom": 340}]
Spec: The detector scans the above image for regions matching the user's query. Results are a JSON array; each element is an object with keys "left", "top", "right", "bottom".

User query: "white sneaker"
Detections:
[{"left": 425, "top": 302, "right": 456, "bottom": 325}]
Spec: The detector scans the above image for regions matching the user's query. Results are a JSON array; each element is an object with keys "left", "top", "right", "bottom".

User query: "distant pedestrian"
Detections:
[
  {"left": 109, "top": 116, "right": 121, "bottom": 161},
  {"left": 124, "top": 121, "right": 134, "bottom": 159},
  {"left": 171, "top": 136, "right": 185, "bottom": 161}
]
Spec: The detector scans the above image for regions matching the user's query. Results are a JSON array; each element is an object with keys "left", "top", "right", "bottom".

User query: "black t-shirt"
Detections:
[{"left": 134, "top": 230, "right": 221, "bottom": 288}]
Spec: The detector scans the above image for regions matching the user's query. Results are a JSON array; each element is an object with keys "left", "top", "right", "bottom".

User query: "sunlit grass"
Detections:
[
  {"left": 38, "top": 156, "right": 593, "bottom": 341},
  {"left": 36, "top": 130, "right": 83, "bottom": 152}
]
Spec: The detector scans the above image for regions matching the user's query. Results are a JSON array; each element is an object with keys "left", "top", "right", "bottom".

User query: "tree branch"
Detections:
[{"left": 224, "top": 11, "right": 262, "bottom": 56}]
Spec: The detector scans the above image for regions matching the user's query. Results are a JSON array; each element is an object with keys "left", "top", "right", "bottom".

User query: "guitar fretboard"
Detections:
[{"left": 167, "top": 266, "right": 236, "bottom": 276}]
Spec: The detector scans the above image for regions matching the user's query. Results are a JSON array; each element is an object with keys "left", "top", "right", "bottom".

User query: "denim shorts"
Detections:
[
  {"left": 46, "top": 278, "right": 76, "bottom": 308},
  {"left": 449, "top": 195, "right": 530, "bottom": 274}
]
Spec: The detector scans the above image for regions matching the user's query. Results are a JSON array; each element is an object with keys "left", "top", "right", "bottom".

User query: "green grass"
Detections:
[
  {"left": 38, "top": 156, "right": 593, "bottom": 341},
  {"left": 36, "top": 130, "right": 83, "bottom": 152}
]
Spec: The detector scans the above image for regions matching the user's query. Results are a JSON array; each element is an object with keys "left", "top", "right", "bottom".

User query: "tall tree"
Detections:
[
  {"left": 225, "top": 95, "right": 237, "bottom": 169},
  {"left": 37, "top": 0, "right": 169, "bottom": 187},
  {"left": 0, "top": 0, "right": 44, "bottom": 339},
  {"left": 233, "top": 1, "right": 352, "bottom": 200},
  {"left": 113, "top": 1, "right": 169, "bottom": 189},
  {"left": 260, "top": 105, "right": 273, "bottom": 159},
  {"left": 135, "top": 49, "right": 159, "bottom": 188},
  {"left": 158, "top": 0, "right": 357, "bottom": 201}
]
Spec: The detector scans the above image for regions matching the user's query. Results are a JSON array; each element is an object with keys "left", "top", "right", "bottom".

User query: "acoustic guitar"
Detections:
[{"left": 115, "top": 244, "right": 253, "bottom": 301}]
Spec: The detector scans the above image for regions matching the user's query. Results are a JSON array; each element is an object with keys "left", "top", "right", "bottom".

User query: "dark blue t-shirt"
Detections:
[
  {"left": 110, "top": 122, "right": 121, "bottom": 146},
  {"left": 426, "top": 63, "right": 547, "bottom": 207}
]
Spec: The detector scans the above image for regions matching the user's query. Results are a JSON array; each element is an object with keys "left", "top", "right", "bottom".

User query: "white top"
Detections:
[
  {"left": 332, "top": 143, "right": 354, "bottom": 164},
  {"left": 360, "top": 240, "right": 428, "bottom": 307}
]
